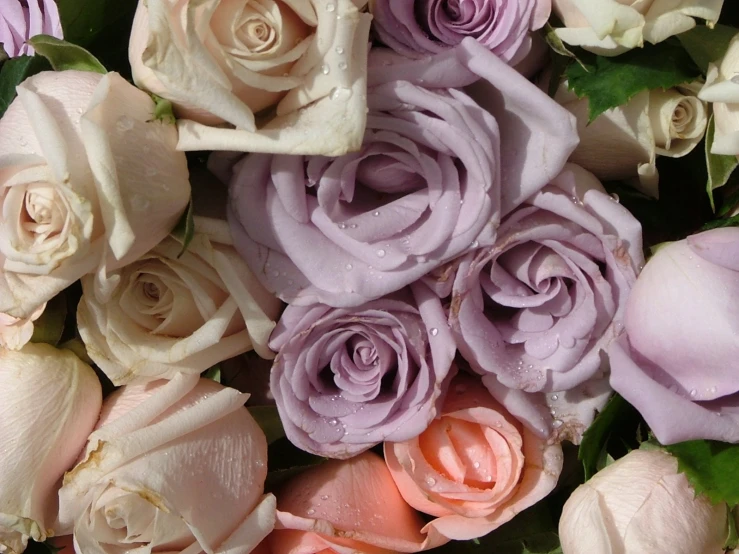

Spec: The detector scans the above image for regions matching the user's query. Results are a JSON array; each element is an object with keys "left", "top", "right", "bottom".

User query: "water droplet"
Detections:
[
  {"left": 376, "top": 249, "right": 386, "bottom": 258},
  {"left": 372, "top": 210, "right": 380, "bottom": 217},
  {"left": 425, "top": 477, "right": 436, "bottom": 487},
  {"left": 710, "top": 386, "right": 718, "bottom": 394},
  {"left": 338, "top": 222, "right": 347, "bottom": 229},
  {"left": 307, "top": 508, "right": 315, "bottom": 515},
  {"left": 610, "top": 193, "right": 620, "bottom": 203},
  {"left": 350, "top": 223, "right": 358, "bottom": 229},
  {"left": 429, "top": 328, "right": 439, "bottom": 336},
  {"left": 116, "top": 116, "right": 135, "bottom": 132},
  {"left": 321, "top": 64, "right": 330, "bottom": 75},
  {"left": 328, "top": 419, "right": 338, "bottom": 427},
  {"left": 552, "top": 419, "right": 563, "bottom": 429},
  {"left": 338, "top": 61, "right": 348, "bottom": 70},
  {"left": 471, "top": 240, "right": 479, "bottom": 248},
  {"left": 272, "top": 270, "right": 280, "bottom": 278},
  {"left": 690, "top": 389, "right": 697, "bottom": 397},
  {"left": 131, "top": 195, "right": 150, "bottom": 212},
  {"left": 325, "top": 2, "right": 336, "bottom": 11},
  {"left": 18, "top": 137, "right": 28, "bottom": 147},
  {"left": 345, "top": 263, "right": 353, "bottom": 270},
  {"left": 551, "top": 394, "right": 559, "bottom": 401},
  {"left": 473, "top": 461, "right": 480, "bottom": 469},
  {"left": 335, "top": 46, "right": 345, "bottom": 54},
  {"left": 321, "top": 494, "right": 329, "bottom": 500}
]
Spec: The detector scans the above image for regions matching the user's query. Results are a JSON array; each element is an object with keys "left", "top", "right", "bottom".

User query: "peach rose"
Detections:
[
  {"left": 384, "top": 374, "right": 563, "bottom": 541},
  {"left": 0, "top": 70, "right": 190, "bottom": 320},
  {"left": 269, "top": 451, "right": 447, "bottom": 553},
  {"left": 0, "top": 343, "right": 102, "bottom": 553},
  {"left": 129, "top": 0, "right": 373, "bottom": 156},
  {"left": 57, "top": 374, "right": 276, "bottom": 554}
]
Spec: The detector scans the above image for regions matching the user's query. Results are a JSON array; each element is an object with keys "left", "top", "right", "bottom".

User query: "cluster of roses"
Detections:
[{"left": 2, "top": 0, "right": 739, "bottom": 553}]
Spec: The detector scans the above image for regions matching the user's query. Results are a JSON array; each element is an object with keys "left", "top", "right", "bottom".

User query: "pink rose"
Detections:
[
  {"left": 57, "top": 374, "right": 276, "bottom": 554},
  {"left": 269, "top": 451, "right": 446, "bottom": 553},
  {"left": 0, "top": 70, "right": 190, "bottom": 320},
  {"left": 384, "top": 373, "right": 563, "bottom": 541},
  {"left": 0, "top": 0, "right": 62, "bottom": 58}
]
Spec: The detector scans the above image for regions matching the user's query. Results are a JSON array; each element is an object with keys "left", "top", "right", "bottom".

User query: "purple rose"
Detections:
[
  {"left": 228, "top": 39, "right": 578, "bottom": 308},
  {"left": 0, "top": 0, "right": 62, "bottom": 58},
  {"left": 610, "top": 228, "right": 739, "bottom": 444},
  {"left": 447, "top": 164, "right": 643, "bottom": 393},
  {"left": 269, "top": 283, "right": 455, "bottom": 459},
  {"left": 370, "top": 0, "right": 551, "bottom": 64}
]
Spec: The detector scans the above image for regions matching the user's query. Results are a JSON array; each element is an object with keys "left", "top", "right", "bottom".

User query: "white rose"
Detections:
[
  {"left": 78, "top": 216, "right": 282, "bottom": 385},
  {"left": 555, "top": 80, "right": 707, "bottom": 197},
  {"left": 0, "top": 70, "right": 191, "bottom": 320},
  {"left": 57, "top": 374, "right": 276, "bottom": 554},
  {"left": 129, "top": 0, "right": 373, "bottom": 156},
  {"left": 699, "top": 33, "right": 739, "bottom": 156},
  {"left": 0, "top": 343, "right": 102, "bottom": 553},
  {"left": 552, "top": 0, "right": 725, "bottom": 56}
]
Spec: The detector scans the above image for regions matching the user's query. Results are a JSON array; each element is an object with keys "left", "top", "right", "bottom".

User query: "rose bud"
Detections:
[
  {"left": 385, "top": 374, "right": 563, "bottom": 541},
  {"left": 57, "top": 374, "right": 276, "bottom": 554},
  {"left": 0, "top": 343, "right": 102, "bottom": 553},
  {"left": 270, "top": 451, "right": 446, "bottom": 553},
  {"left": 228, "top": 39, "right": 578, "bottom": 308},
  {"left": 0, "top": 0, "right": 62, "bottom": 58},
  {"left": 609, "top": 227, "right": 739, "bottom": 444},
  {"left": 77, "top": 216, "right": 281, "bottom": 385},
  {"left": 369, "top": 0, "right": 551, "bottom": 66},
  {"left": 269, "top": 283, "right": 455, "bottom": 459},
  {"left": 0, "top": 70, "right": 190, "bottom": 320},
  {"left": 130, "top": 0, "right": 373, "bottom": 156},
  {"left": 450, "top": 164, "right": 643, "bottom": 395},
  {"left": 559, "top": 450, "right": 727, "bottom": 553},
  {"left": 699, "top": 33, "right": 739, "bottom": 157},
  {"left": 551, "top": 0, "right": 724, "bottom": 56}
]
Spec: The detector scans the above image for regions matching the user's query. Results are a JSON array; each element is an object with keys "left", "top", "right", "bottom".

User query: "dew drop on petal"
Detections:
[
  {"left": 426, "top": 477, "right": 436, "bottom": 487},
  {"left": 321, "top": 64, "right": 330, "bottom": 75},
  {"left": 376, "top": 249, "right": 386, "bottom": 258},
  {"left": 345, "top": 263, "right": 353, "bottom": 271},
  {"left": 429, "top": 328, "right": 439, "bottom": 336}
]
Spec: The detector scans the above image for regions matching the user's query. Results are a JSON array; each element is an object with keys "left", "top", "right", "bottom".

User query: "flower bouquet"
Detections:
[{"left": 2, "top": 0, "right": 739, "bottom": 553}]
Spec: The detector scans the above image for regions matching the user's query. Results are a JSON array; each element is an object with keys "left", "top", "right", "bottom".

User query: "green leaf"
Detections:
[
  {"left": 30, "top": 293, "right": 68, "bottom": 346},
  {"left": 678, "top": 24, "right": 738, "bottom": 74},
  {"left": 665, "top": 440, "right": 739, "bottom": 506},
  {"left": 55, "top": 0, "right": 138, "bottom": 47},
  {"left": 566, "top": 40, "right": 701, "bottom": 123},
  {"left": 27, "top": 35, "right": 106, "bottom": 73},
  {"left": 725, "top": 507, "right": 739, "bottom": 550},
  {"left": 170, "top": 199, "right": 195, "bottom": 258},
  {"left": 0, "top": 55, "right": 50, "bottom": 118},
  {"left": 202, "top": 364, "right": 221, "bottom": 383},
  {"left": 0, "top": 45, "right": 8, "bottom": 65},
  {"left": 701, "top": 214, "right": 739, "bottom": 231},
  {"left": 151, "top": 94, "right": 177, "bottom": 124},
  {"left": 248, "top": 405, "right": 285, "bottom": 444},
  {"left": 706, "top": 115, "right": 739, "bottom": 211}
]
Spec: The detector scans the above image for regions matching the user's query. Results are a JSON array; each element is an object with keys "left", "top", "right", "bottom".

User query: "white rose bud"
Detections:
[
  {"left": 552, "top": 0, "right": 725, "bottom": 56},
  {"left": 0, "top": 343, "right": 102, "bottom": 553},
  {"left": 699, "top": 33, "right": 739, "bottom": 157}
]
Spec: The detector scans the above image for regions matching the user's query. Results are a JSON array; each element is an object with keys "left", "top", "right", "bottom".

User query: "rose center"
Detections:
[
  {"left": 443, "top": 0, "right": 462, "bottom": 20},
  {"left": 20, "top": 184, "right": 65, "bottom": 243},
  {"left": 239, "top": 16, "right": 277, "bottom": 52},
  {"left": 671, "top": 100, "right": 694, "bottom": 135}
]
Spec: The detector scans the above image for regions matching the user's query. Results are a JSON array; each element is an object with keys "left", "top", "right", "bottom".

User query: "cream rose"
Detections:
[
  {"left": 699, "top": 33, "right": 739, "bottom": 156},
  {"left": 78, "top": 216, "right": 282, "bottom": 385},
  {"left": 552, "top": 0, "right": 724, "bottom": 56},
  {"left": 555, "top": 81, "right": 707, "bottom": 197},
  {"left": 0, "top": 343, "right": 102, "bottom": 553},
  {"left": 57, "top": 374, "right": 276, "bottom": 554},
  {"left": 0, "top": 70, "right": 191, "bottom": 320},
  {"left": 129, "top": 0, "right": 373, "bottom": 156}
]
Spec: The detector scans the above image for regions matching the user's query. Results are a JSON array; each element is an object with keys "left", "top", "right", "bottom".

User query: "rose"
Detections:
[
  {"left": 57, "top": 374, "right": 276, "bottom": 554},
  {"left": 228, "top": 39, "right": 578, "bottom": 307},
  {"left": 269, "top": 451, "right": 446, "bottom": 553},
  {"left": 77, "top": 216, "right": 282, "bottom": 385},
  {"left": 553, "top": 80, "right": 708, "bottom": 198},
  {"left": 385, "top": 373, "right": 563, "bottom": 541},
  {"left": 269, "top": 283, "right": 455, "bottom": 459},
  {"left": 0, "top": 343, "right": 102, "bottom": 553},
  {"left": 551, "top": 0, "right": 724, "bottom": 56},
  {"left": 0, "top": 70, "right": 190, "bottom": 320},
  {"left": 0, "top": 0, "right": 62, "bottom": 58},
  {"left": 699, "top": 33, "right": 739, "bottom": 156},
  {"left": 129, "top": 0, "right": 373, "bottom": 156},
  {"left": 369, "top": 0, "right": 551, "bottom": 65},
  {"left": 609, "top": 228, "right": 739, "bottom": 444},
  {"left": 447, "top": 164, "right": 643, "bottom": 395},
  {"left": 0, "top": 303, "right": 44, "bottom": 350},
  {"left": 559, "top": 450, "right": 727, "bottom": 553}
]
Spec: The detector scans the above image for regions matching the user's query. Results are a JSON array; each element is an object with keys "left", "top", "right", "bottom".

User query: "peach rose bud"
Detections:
[{"left": 385, "top": 373, "right": 563, "bottom": 541}]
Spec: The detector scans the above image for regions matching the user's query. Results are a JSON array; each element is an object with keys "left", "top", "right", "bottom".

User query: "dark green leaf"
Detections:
[
  {"left": 0, "top": 55, "right": 50, "bottom": 118},
  {"left": 202, "top": 364, "right": 221, "bottom": 383},
  {"left": 30, "top": 293, "right": 68, "bottom": 346},
  {"left": 56, "top": 0, "right": 138, "bottom": 47},
  {"left": 566, "top": 40, "right": 701, "bottom": 122},
  {"left": 706, "top": 115, "right": 739, "bottom": 211},
  {"left": 170, "top": 199, "right": 195, "bottom": 258},
  {"left": 248, "top": 405, "right": 285, "bottom": 444},
  {"left": 0, "top": 45, "right": 8, "bottom": 65},
  {"left": 665, "top": 440, "right": 739, "bottom": 506},
  {"left": 701, "top": 214, "right": 739, "bottom": 231},
  {"left": 27, "top": 35, "right": 106, "bottom": 73},
  {"left": 678, "top": 24, "right": 738, "bottom": 74}
]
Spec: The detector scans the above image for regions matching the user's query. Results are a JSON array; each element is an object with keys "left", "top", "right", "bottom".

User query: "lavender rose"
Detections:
[
  {"left": 0, "top": 0, "right": 62, "bottom": 58},
  {"left": 228, "top": 39, "right": 578, "bottom": 308},
  {"left": 447, "top": 164, "right": 643, "bottom": 393},
  {"left": 269, "top": 283, "right": 455, "bottom": 459},
  {"left": 369, "top": 0, "right": 551, "bottom": 65},
  {"left": 610, "top": 228, "right": 739, "bottom": 444}
]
